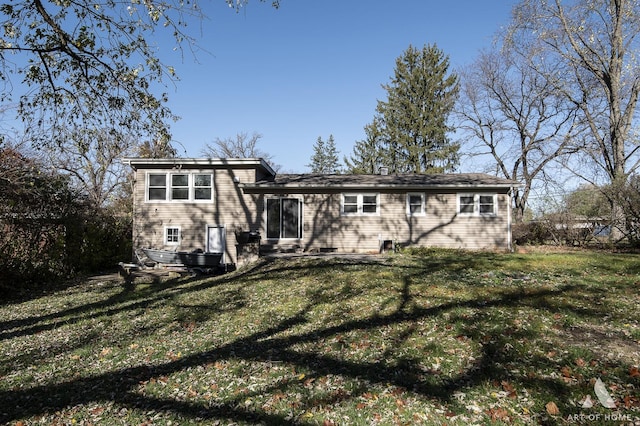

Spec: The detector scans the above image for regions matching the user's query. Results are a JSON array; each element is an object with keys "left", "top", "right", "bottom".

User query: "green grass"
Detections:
[{"left": 1, "top": 250, "right": 639, "bottom": 425}]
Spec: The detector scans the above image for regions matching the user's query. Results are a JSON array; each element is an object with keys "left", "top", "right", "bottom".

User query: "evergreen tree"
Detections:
[
  {"left": 345, "top": 119, "right": 384, "bottom": 174},
  {"left": 307, "top": 135, "right": 342, "bottom": 174},
  {"left": 375, "top": 44, "right": 459, "bottom": 174}
]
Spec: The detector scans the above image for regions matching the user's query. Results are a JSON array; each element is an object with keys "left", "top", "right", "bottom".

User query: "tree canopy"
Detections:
[
  {"left": 344, "top": 119, "right": 384, "bottom": 174},
  {"left": 503, "top": 0, "right": 640, "bottom": 234},
  {"left": 506, "top": 0, "right": 640, "bottom": 186},
  {"left": 307, "top": 135, "right": 341, "bottom": 174},
  {"left": 201, "top": 131, "right": 280, "bottom": 170},
  {"left": 457, "top": 48, "right": 581, "bottom": 221},
  {"left": 372, "top": 44, "right": 459, "bottom": 174},
  {"left": 0, "top": 0, "right": 276, "bottom": 150}
]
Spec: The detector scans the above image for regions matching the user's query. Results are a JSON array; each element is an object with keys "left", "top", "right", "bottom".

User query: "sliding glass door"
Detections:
[{"left": 266, "top": 198, "right": 302, "bottom": 239}]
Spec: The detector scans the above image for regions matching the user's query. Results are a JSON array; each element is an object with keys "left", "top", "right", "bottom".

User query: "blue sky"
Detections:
[{"left": 164, "top": 1, "right": 518, "bottom": 172}]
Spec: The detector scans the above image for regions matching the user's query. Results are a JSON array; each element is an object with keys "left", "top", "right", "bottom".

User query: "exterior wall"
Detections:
[
  {"left": 257, "top": 189, "right": 512, "bottom": 252},
  {"left": 132, "top": 165, "right": 514, "bottom": 266},
  {"left": 132, "top": 166, "right": 264, "bottom": 265}
]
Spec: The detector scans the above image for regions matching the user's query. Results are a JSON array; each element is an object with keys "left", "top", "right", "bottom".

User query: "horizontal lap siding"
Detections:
[
  {"left": 132, "top": 168, "right": 263, "bottom": 264},
  {"left": 302, "top": 193, "right": 384, "bottom": 252},
  {"left": 133, "top": 168, "right": 513, "bottom": 265},
  {"left": 299, "top": 191, "right": 511, "bottom": 252}
]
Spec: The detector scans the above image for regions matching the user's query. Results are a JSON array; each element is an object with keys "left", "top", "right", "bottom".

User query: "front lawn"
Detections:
[{"left": 1, "top": 250, "right": 639, "bottom": 425}]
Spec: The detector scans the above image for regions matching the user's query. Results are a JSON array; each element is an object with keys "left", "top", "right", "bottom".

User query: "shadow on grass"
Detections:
[{"left": 0, "top": 253, "right": 637, "bottom": 424}]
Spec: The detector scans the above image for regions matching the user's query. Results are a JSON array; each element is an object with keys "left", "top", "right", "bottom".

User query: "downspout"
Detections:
[{"left": 507, "top": 187, "right": 513, "bottom": 252}]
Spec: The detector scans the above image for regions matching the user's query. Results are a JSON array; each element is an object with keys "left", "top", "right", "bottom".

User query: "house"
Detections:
[{"left": 123, "top": 157, "right": 521, "bottom": 266}]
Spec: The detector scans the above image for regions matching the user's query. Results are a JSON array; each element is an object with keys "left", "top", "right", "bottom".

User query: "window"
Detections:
[
  {"left": 341, "top": 193, "right": 379, "bottom": 215},
  {"left": 146, "top": 172, "right": 214, "bottom": 202},
  {"left": 459, "top": 195, "right": 475, "bottom": 214},
  {"left": 458, "top": 194, "right": 497, "bottom": 216},
  {"left": 343, "top": 195, "right": 358, "bottom": 214},
  {"left": 165, "top": 226, "right": 181, "bottom": 245},
  {"left": 148, "top": 174, "right": 167, "bottom": 201},
  {"left": 266, "top": 198, "right": 302, "bottom": 239},
  {"left": 407, "top": 193, "right": 425, "bottom": 216},
  {"left": 171, "top": 174, "right": 189, "bottom": 200},
  {"left": 479, "top": 195, "right": 495, "bottom": 215},
  {"left": 193, "top": 174, "right": 212, "bottom": 200}
]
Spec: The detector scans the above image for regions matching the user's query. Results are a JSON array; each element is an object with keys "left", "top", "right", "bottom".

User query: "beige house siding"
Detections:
[
  {"left": 132, "top": 166, "right": 264, "bottom": 264},
  {"left": 252, "top": 190, "right": 511, "bottom": 253},
  {"left": 127, "top": 159, "right": 517, "bottom": 265}
]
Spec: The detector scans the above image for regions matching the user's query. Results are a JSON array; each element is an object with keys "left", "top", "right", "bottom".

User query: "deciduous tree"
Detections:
[
  {"left": 201, "top": 131, "right": 279, "bottom": 170},
  {"left": 0, "top": 1, "right": 276, "bottom": 151},
  {"left": 457, "top": 49, "right": 580, "bottom": 221},
  {"left": 506, "top": 0, "right": 640, "bottom": 235}
]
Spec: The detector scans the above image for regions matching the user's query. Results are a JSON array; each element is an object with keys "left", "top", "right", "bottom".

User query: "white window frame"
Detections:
[
  {"left": 147, "top": 173, "right": 167, "bottom": 201},
  {"left": 406, "top": 193, "right": 425, "bottom": 216},
  {"left": 145, "top": 172, "right": 214, "bottom": 203},
  {"left": 457, "top": 193, "right": 498, "bottom": 216},
  {"left": 192, "top": 173, "right": 213, "bottom": 201},
  {"left": 170, "top": 173, "right": 190, "bottom": 201},
  {"left": 341, "top": 193, "right": 380, "bottom": 216},
  {"left": 164, "top": 226, "right": 181, "bottom": 245}
]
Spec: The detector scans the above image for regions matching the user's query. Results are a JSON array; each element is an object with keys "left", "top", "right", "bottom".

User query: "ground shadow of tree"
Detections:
[{"left": 0, "top": 254, "right": 636, "bottom": 425}]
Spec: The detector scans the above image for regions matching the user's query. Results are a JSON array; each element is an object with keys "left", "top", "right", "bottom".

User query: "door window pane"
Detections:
[
  {"left": 282, "top": 199, "right": 300, "bottom": 238},
  {"left": 266, "top": 199, "right": 281, "bottom": 239},
  {"left": 266, "top": 198, "right": 302, "bottom": 239}
]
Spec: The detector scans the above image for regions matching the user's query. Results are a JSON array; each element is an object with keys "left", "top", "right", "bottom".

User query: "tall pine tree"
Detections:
[
  {"left": 344, "top": 119, "right": 384, "bottom": 174},
  {"left": 307, "top": 135, "right": 341, "bottom": 174},
  {"left": 375, "top": 44, "right": 459, "bottom": 174}
]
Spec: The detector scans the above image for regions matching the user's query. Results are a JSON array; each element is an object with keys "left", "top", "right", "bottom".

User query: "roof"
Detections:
[
  {"left": 121, "top": 157, "right": 276, "bottom": 177},
  {"left": 243, "top": 173, "right": 521, "bottom": 191}
]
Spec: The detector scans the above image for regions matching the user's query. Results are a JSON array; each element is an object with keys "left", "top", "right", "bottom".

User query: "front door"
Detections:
[{"left": 207, "top": 225, "right": 226, "bottom": 262}]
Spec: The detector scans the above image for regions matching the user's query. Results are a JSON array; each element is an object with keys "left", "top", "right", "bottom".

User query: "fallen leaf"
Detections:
[
  {"left": 629, "top": 366, "right": 640, "bottom": 378},
  {"left": 90, "top": 407, "right": 105, "bottom": 416},
  {"left": 624, "top": 395, "right": 639, "bottom": 408},
  {"left": 501, "top": 380, "right": 517, "bottom": 398},
  {"left": 487, "top": 407, "right": 509, "bottom": 421},
  {"left": 546, "top": 401, "right": 560, "bottom": 415}
]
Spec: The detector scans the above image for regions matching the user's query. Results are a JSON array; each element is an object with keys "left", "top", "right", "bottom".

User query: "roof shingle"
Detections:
[{"left": 244, "top": 173, "right": 521, "bottom": 190}]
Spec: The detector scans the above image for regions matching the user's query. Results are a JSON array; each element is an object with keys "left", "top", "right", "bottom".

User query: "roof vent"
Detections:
[{"left": 379, "top": 167, "right": 389, "bottom": 176}]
